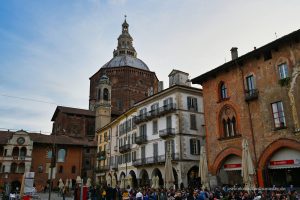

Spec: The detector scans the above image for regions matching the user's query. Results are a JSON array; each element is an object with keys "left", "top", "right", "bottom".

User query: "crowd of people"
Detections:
[{"left": 86, "top": 184, "right": 299, "bottom": 200}]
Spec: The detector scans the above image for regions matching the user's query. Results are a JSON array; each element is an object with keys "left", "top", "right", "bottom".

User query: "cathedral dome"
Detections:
[
  {"left": 101, "top": 18, "right": 149, "bottom": 71},
  {"left": 101, "top": 55, "right": 149, "bottom": 71}
]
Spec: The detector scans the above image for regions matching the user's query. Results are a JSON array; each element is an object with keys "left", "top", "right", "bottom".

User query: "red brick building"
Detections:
[
  {"left": 0, "top": 130, "right": 96, "bottom": 192},
  {"left": 192, "top": 29, "right": 300, "bottom": 187}
]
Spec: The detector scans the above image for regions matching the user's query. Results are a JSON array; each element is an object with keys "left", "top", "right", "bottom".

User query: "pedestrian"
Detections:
[{"left": 62, "top": 186, "right": 66, "bottom": 200}]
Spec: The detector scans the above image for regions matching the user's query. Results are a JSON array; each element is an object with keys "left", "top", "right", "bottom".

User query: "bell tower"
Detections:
[{"left": 95, "top": 74, "right": 111, "bottom": 130}]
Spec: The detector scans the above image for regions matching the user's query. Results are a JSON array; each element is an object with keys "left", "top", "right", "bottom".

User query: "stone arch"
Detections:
[
  {"left": 258, "top": 139, "right": 300, "bottom": 169},
  {"left": 211, "top": 147, "right": 242, "bottom": 175},
  {"left": 151, "top": 168, "right": 163, "bottom": 187},
  {"left": 12, "top": 147, "right": 19, "bottom": 157},
  {"left": 257, "top": 138, "right": 300, "bottom": 187},
  {"left": 187, "top": 165, "right": 199, "bottom": 188},
  {"left": 129, "top": 170, "right": 138, "bottom": 189},
  {"left": 139, "top": 169, "right": 150, "bottom": 187}
]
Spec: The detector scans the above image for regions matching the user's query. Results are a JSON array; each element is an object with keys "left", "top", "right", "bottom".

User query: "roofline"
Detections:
[
  {"left": 51, "top": 106, "right": 94, "bottom": 121},
  {"left": 168, "top": 69, "right": 189, "bottom": 76},
  {"left": 191, "top": 28, "right": 300, "bottom": 85}
]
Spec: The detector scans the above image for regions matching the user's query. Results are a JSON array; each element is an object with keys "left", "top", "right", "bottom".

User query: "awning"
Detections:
[
  {"left": 223, "top": 155, "right": 242, "bottom": 171},
  {"left": 268, "top": 148, "right": 300, "bottom": 169}
]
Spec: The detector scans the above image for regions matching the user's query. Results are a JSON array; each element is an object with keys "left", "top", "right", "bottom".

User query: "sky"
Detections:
[{"left": 0, "top": 0, "right": 300, "bottom": 133}]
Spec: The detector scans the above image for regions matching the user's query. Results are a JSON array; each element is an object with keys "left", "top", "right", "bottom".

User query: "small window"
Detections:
[
  {"left": 103, "top": 88, "right": 109, "bottom": 101},
  {"left": 187, "top": 97, "right": 198, "bottom": 111},
  {"left": 57, "top": 149, "right": 66, "bottom": 162},
  {"left": 190, "top": 139, "right": 200, "bottom": 155},
  {"left": 264, "top": 50, "right": 272, "bottom": 61},
  {"left": 153, "top": 120, "right": 158, "bottom": 134},
  {"left": 190, "top": 114, "right": 197, "bottom": 130},
  {"left": 117, "top": 99, "right": 123, "bottom": 111},
  {"left": 278, "top": 63, "right": 289, "bottom": 79},
  {"left": 38, "top": 165, "right": 43, "bottom": 173},
  {"left": 47, "top": 150, "right": 52, "bottom": 159},
  {"left": 246, "top": 75, "right": 255, "bottom": 91},
  {"left": 59, "top": 165, "right": 63, "bottom": 173},
  {"left": 220, "top": 83, "right": 228, "bottom": 99},
  {"left": 72, "top": 166, "right": 76, "bottom": 174},
  {"left": 271, "top": 101, "right": 286, "bottom": 128}
]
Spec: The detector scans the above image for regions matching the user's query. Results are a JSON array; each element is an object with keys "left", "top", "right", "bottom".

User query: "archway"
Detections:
[
  {"left": 187, "top": 165, "right": 200, "bottom": 188},
  {"left": 139, "top": 169, "right": 149, "bottom": 187},
  {"left": 217, "top": 154, "right": 242, "bottom": 186},
  {"left": 264, "top": 148, "right": 300, "bottom": 187},
  {"left": 129, "top": 170, "right": 138, "bottom": 189},
  {"left": 106, "top": 173, "right": 112, "bottom": 187},
  {"left": 20, "top": 147, "right": 27, "bottom": 159},
  {"left": 119, "top": 172, "right": 126, "bottom": 189},
  {"left": 151, "top": 168, "right": 163, "bottom": 187},
  {"left": 11, "top": 180, "right": 21, "bottom": 193}
]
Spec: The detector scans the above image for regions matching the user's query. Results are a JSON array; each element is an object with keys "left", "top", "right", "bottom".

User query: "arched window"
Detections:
[
  {"left": 57, "top": 149, "right": 66, "bottom": 162},
  {"left": 18, "top": 163, "right": 25, "bottom": 173},
  {"left": 72, "top": 166, "right": 76, "bottom": 174},
  {"left": 219, "top": 105, "right": 238, "bottom": 138},
  {"left": 103, "top": 88, "right": 109, "bottom": 101},
  {"left": 12, "top": 147, "right": 19, "bottom": 157},
  {"left": 20, "top": 147, "right": 27, "bottom": 159},
  {"left": 220, "top": 82, "right": 228, "bottom": 100},
  {"left": 10, "top": 163, "right": 17, "bottom": 173}
]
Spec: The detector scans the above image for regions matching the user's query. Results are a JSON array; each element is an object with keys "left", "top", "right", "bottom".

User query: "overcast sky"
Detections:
[{"left": 0, "top": 0, "right": 299, "bottom": 133}]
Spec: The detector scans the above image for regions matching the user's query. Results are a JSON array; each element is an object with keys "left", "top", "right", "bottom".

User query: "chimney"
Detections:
[
  {"left": 230, "top": 47, "right": 238, "bottom": 60},
  {"left": 158, "top": 81, "right": 164, "bottom": 92}
]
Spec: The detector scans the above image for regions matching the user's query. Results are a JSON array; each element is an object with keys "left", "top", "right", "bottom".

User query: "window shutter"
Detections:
[
  {"left": 190, "top": 139, "right": 193, "bottom": 155},
  {"left": 194, "top": 98, "right": 198, "bottom": 111},
  {"left": 187, "top": 97, "right": 191, "bottom": 109}
]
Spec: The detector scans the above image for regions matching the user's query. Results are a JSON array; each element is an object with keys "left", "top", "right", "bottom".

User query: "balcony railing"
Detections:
[
  {"left": 159, "top": 128, "right": 175, "bottom": 138},
  {"left": 134, "top": 104, "right": 177, "bottom": 124},
  {"left": 135, "top": 135, "right": 147, "bottom": 145},
  {"left": 245, "top": 89, "right": 259, "bottom": 101},
  {"left": 119, "top": 144, "right": 131, "bottom": 153},
  {"left": 132, "top": 153, "right": 180, "bottom": 167},
  {"left": 95, "top": 165, "right": 109, "bottom": 173}
]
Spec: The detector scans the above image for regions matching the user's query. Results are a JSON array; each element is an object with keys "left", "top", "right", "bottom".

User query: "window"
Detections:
[
  {"left": 190, "top": 139, "right": 200, "bottom": 155},
  {"left": 153, "top": 143, "right": 158, "bottom": 158},
  {"left": 219, "top": 105, "right": 238, "bottom": 138},
  {"left": 153, "top": 120, "right": 158, "bottom": 134},
  {"left": 59, "top": 165, "right": 63, "bottom": 173},
  {"left": 103, "top": 88, "right": 109, "bottom": 101},
  {"left": 220, "top": 83, "right": 228, "bottom": 99},
  {"left": 151, "top": 103, "right": 159, "bottom": 115},
  {"left": 166, "top": 116, "right": 172, "bottom": 129},
  {"left": 163, "top": 97, "right": 173, "bottom": 106},
  {"left": 117, "top": 99, "right": 123, "bottom": 111},
  {"left": 190, "top": 114, "right": 197, "bottom": 130},
  {"left": 140, "top": 124, "right": 147, "bottom": 137},
  {"left": 37, "top": 165, "right": 43, "bottom": 173},
  {"left": 86, "top": 148, "right": 90, "bottom": 154},
  {"left": 72, "top": 166, "right": 76, "bottom": 174},
  {"left": 139, "top": 108, "right": 147, "bottom": 116},
  {"left": 187, "top": 97, "right": 198, "bottom": 111},
  {"left": 47, "top": 150, "right": 52, "bottom": 159},
  {"left": 271, "top": 101, "right": 286, "bottom": 128},
  {"left": 132, "top": 151, "right": 136, "bottom": 161},
  {"left": 246, "top": 75, "right": 255, "bottom": 91},
  {"left": 57, "top": 149, "right": 66, "bottom": 162},
  {"left": 278, "top": 63, "right": 289, "bottom": 79}
]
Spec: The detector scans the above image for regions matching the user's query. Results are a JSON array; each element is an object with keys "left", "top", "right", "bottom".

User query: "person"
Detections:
[
  {"left": 136, "top": 190, "right": 143, "bottom": 200},
  {"left": 62, "top": 186, "right": 66, "bottom": 200}
]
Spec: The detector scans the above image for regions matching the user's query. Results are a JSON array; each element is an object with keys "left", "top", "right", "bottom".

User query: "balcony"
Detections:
[
  {"left": 135, "top": 135, "right": 147, "bottom": 145},
  {"left": 95, "top": 165, "right": 109, "bottom": 173},
  {"left": 97, "top": 151, "right": 106, "bottom": 160},
  {"left": 119, "top": 144, "right": 131, "bottom": 153},
  {"left": 132, "top": 153, "right": 180, "bottom": 167},
  {"left": 245, "top": 89, "right": 259, "bottom": 101},
  {"left": 159, "top": 128, "right": 175, "bottom": 138},
  {"left": 134, "top": 104, "right": 177, "bottom": 125}
]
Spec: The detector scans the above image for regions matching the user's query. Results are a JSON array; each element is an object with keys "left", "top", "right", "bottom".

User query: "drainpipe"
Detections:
[{"left": 237, "top": 62, "right": 258, "bottom": 183}]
